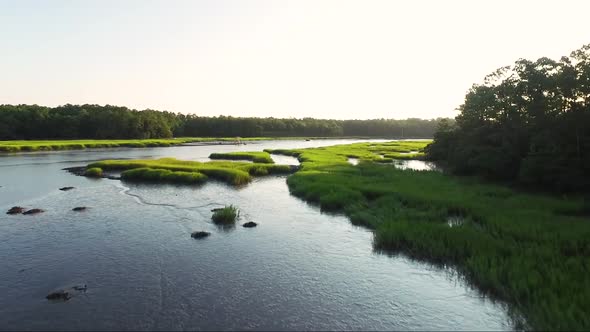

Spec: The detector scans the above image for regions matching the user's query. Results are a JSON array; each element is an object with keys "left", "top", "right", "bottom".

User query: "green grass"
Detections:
[
  {"left": 0, "top": 136, "right": 375, "bottom": 153},
  {"left": 272, "top": 141, "right": 590, "bottom": 330},
  {"left": 0, "top": 139, "right": 181, "bottom": 152},
  {"left": 212, "top": 205, "right": 239, "bottom": 224},
  {"left": 86, "top": 157, "right": 293, "bottom": 185},
  {"left": 266, "top": 140, "right": 428, "bottom": 165},
  {"left": 84, "top": 167, "right": 103, "bottom": 177},
  {"left": 209, "top": 151, "right": 274, "bottom": 163},
  {"left": 121, "top": 168, "right": 207, "bottom": 184}
]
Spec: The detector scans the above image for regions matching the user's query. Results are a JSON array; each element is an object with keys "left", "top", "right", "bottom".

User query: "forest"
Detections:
[
  {"left": 426, "top": 44, "right": 590, "bottom": 192},
  {"left": 0, "top": 104, "right": 445, "bottom": 140}
]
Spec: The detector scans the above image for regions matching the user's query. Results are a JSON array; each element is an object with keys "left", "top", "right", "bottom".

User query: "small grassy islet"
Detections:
[
  {"left": 212, "top": 205, "right": 239, "bottom": 224},
  {"left": 84, "top": 167, "right": 103, "bottom": 177},
  {"left": 209, "top": 151, "right": 274, "bottom": 163},
  {"left": 85, "top": 157, "right": 294, "bottom": 186}
]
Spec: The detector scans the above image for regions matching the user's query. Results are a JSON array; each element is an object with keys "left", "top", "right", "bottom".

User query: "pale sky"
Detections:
[{"left": 0, "top": 0, "right": 588, "bottom": 119}]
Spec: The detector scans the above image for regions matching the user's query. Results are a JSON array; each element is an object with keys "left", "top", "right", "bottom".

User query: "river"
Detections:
[{"left": 0, "top": 139, "right": 514, "bottom": 330}]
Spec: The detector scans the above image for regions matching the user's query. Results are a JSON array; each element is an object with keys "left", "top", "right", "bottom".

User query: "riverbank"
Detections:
[
  {"left": 0, "top": 136, "right": 407, "bottom": 153},
  {"left": 270, "top": 141, "right": 589, "bottom": 330}
]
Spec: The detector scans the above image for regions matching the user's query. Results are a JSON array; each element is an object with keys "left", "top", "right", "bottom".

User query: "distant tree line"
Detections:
[
  {"left": 426, "top": 44, "right": 590, "bottom": 192},
  {"left": 0, "top": 104, "right": 446, "bottom": 140}
]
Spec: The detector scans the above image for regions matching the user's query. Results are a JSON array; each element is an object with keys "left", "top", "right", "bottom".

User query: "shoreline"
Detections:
[{"left": 0, "top": 137, "right": 432, "bottom": 154}]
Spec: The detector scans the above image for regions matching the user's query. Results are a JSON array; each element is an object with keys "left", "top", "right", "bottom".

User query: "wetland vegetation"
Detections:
[
  {"left": 84, "top": 157, "right": 294, "bottom": 186},
  {"left": 211, "top": 205, "right": 239, "bottom": 225},
  {"left": 268, "top": 140, "right": 589, "bottom": 330},
  {"left": 209, "top": 151, "right": 274, "bottom": 164},
  {"left": 0, "top": 137, "right": 297, "bottom": 153}
]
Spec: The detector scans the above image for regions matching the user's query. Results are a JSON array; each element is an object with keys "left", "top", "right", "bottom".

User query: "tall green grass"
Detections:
[
  {"left": 212, "top": 205, "right": 239, "bottom": 224},
  {"left": 209, "top": 151, "right": 274, "bottom": 163},
  {"left": 121, "top": 168, "right": 207, "bottom": 184},
  {"left": 274, "top": 141, "right": 590, "bottom": 330},
  {"left": 86, "top": 157, "right": 293, "bottom": 185}
]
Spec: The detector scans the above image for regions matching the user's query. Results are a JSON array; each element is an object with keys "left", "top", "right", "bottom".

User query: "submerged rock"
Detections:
[
  {"left": 191, "top": 231, "right": 211, "bottom": 239},
  {"left": 46, "top": 290, "right": 71, "bottom": 301},
  {"left": 6, "top": 206, "right": 25, "bottom": 215},
  {"left": 242, "top": 221, "right": 258, "bottom": 228},
  {"left": 72, "top": 284, "right": 88, "bottom": 291},
  {"left": 23, "top": 208, "right": 44, "bottom": 215},
  {"left": 59, "top": 186, "right": 75, "bottom": 191},
  {"left": 72, "top": 207, "right": 88, "bottom": 212},
  {"left": 46, "top": 284, "right": 87, "bottom": 301}
]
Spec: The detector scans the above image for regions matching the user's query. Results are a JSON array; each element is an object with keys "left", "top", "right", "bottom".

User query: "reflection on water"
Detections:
[
  {"left": 347, "top": 157, "right": 359, "bottom": 165},
  {"left": 394, "top": 159, "right": 440, "bottom": 171},
  {"left": 269, "top": 154, "right": 300, "bottom": 165},
  {"left": 0, "top": 140, "right": 513, "bottom": 330}
]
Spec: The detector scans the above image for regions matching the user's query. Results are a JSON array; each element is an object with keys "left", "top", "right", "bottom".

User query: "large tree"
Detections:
[{"left": 427, "top": 44, "right": 590, "bottom": 191}]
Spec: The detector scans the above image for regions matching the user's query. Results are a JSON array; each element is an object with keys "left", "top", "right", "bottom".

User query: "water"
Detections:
[
  {"left": 0, "top": 140, "right": 514, "bottom": 330},
  {"left": 394, "top": 159, "right": 440, "bottom": 171}
]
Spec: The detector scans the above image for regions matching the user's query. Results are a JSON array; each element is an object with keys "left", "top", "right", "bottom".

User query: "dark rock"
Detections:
[
  {"left": 59, "top": 186, "right": 75, "bottom": 191},
  {"left": 72, "top": 284, "right": 87, "bottom": 292},
  {"left": 46, "top": 290, "right": 71, "bottom": 301},
  {"left": 23, "top": 208, "right": 44, "bottom": 215},
  {"left": 72, "top": 207, "right": 88, "bottom": 212},
  {"left": 62, "top": 166, "right": 86, "bottom": 176},
  {"left": 191, "top": 231, "right": 211, "bottom": 239},
  {"left": 6, "top": 206, "right": 25, "bottom": 215},
  {"left": 211, "top": 208, "right": 223, "bottom": 212},
  {"left": 242, "top": 221, "right": 258, "bottom": 228}
]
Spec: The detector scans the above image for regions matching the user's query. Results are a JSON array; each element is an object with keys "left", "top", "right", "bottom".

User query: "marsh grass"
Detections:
[
  {"left": 0, "top": 137, "right": 356, "bottom": 153},
  {"left": 84, "top": 167, "right": 103, "bottom": 177},
  {"left": 274, "top": 141, "right": 590, "bottom": 330},
  {"left": 209, "top": 151, "right": 274, "bottom": 163},
  {"left": 86, "top": 157, "right": 292, "bottom": 185},
  {"left": 212, "top": 205, "right": 239, "bottom": 224},
  {"left": 121, "top": 168, "right": 207, "bottom": 184}
]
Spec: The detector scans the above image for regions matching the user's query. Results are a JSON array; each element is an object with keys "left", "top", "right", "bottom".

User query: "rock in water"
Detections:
[
  {"left": 242, "top": 221, "right": 258, "bottom": 228},
  {"left": 23, "top": 209, "right": 44, "bottom": 215},
  {"left": 72, "top": 284, "right": 87, "bottom": 291},
  {"left": 46, "top": 284, "right": 87, "bottom": 301},
  {"left": 46, "top": 290, "right": 71, "bottom": 301},
  {"left": 72, "top": 207, "right": 88, "bottom": 212},
  {"left": 191, "top": 231, "right": 211, "bottom": 239},
  {"left": 59, "top": 187, "right": 75, "bottom": 191},
  {"left": 6, "top": 206, "right": 25, "bottom": 215}
]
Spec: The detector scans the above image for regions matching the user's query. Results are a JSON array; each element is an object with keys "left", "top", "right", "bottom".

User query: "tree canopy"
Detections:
[
  {"left": 426, "top": 44, "right": 590, "bottom": 192},
  {"left": 0, "top": 104, "right": 446, "bottom": 140}
]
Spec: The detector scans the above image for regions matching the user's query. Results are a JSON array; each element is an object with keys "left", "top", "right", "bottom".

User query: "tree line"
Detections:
[
  {"left": 426, "top": 44, "right": 590, "bottom": 192},
  {"left": 0, "top": 104, "right": 446, "bottom": 140}
]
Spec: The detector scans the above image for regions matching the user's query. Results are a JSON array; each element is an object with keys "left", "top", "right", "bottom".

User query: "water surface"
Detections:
[{"left": 0, "top": 140, "right": 513, "bottom": 330}]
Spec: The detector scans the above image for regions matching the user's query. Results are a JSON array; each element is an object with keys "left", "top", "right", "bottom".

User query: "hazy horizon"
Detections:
[{"left": 1, "top": 0, "right": 588, "bottom": 120}]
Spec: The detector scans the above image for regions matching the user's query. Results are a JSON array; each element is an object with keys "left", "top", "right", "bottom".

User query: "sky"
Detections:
[{"left": 0, "top": 0, "right": 589, "bottom": 120}]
